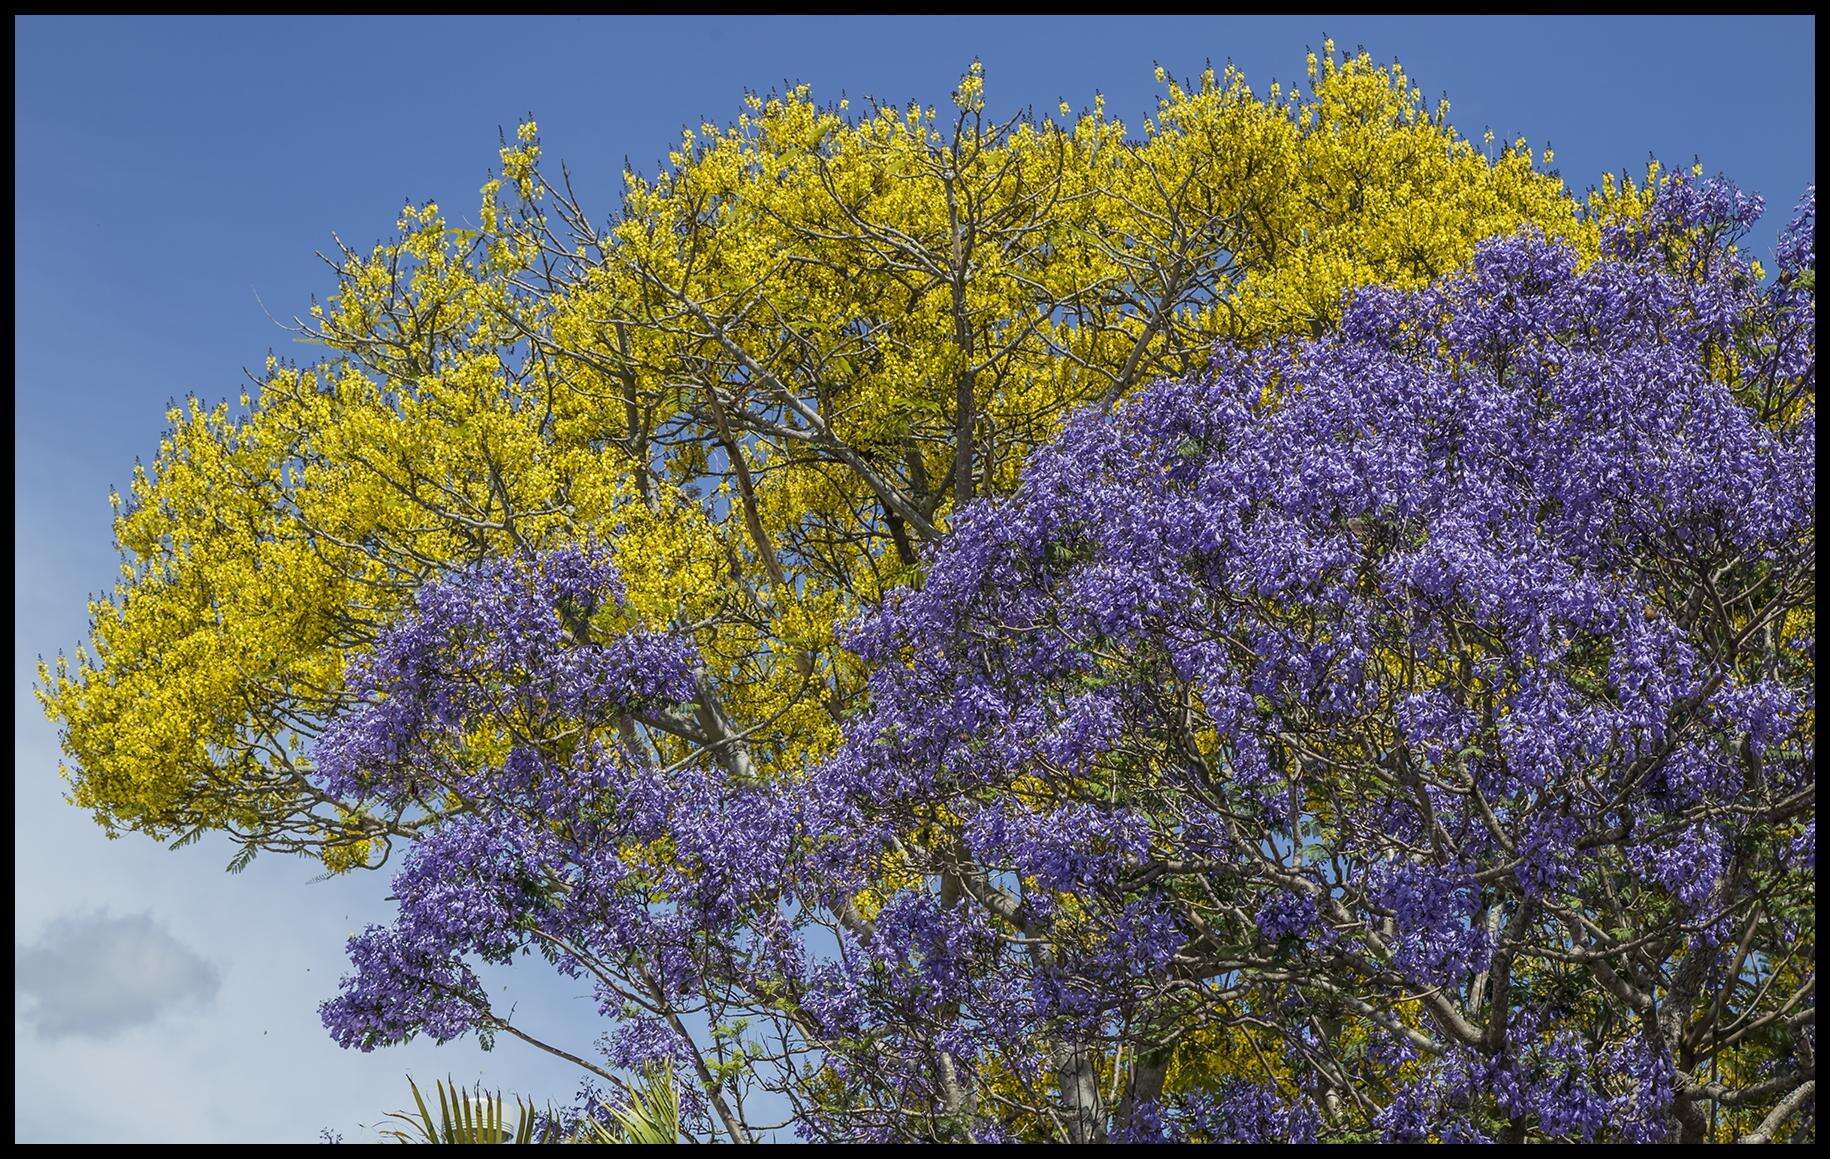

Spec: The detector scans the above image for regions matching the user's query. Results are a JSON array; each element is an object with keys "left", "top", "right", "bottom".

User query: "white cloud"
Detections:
[{"left": 16, "top": 910, "right": 222, "bottom": 1039}]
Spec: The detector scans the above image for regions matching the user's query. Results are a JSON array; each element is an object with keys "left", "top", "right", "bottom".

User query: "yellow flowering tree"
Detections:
[{"left": 43, "top": 47, "right": 1602, "bottom": 875}]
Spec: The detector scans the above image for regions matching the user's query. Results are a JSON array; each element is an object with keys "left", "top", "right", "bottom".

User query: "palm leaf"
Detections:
[
  {"left": 579, "top": 1067, "right": 681, "bottom": 1145},
  {"left": 380, "top": 1076, "right": 552, "bottom": 1144}
]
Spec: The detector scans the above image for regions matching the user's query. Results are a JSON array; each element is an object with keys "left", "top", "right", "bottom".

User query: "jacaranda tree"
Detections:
[{"left": 312, "top": 179, "right": 1815, "bottom": 1142}]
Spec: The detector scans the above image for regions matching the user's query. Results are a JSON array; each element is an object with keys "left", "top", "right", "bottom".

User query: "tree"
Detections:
[
  {"left": 39, "top": 46, "right": 1602, "bottom": 872},
  {"left": 313, "top": 181, "right": 1815, "bottom": 1141}
]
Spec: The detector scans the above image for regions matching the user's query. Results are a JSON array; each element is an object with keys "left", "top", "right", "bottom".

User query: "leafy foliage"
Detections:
[
  {"left": 376, "top": 1070, "right": 680, "bottom": 1144},
  {"left": 379, "top": 1076, "right": 553, "bottom": 1144},
  {"left": 587, "top": 1067, "right": 683, "bottom": 1145}
]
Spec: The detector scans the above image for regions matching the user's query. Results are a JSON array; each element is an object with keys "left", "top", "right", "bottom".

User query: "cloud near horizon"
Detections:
[{"left": 16, "top": 910, "right": 222, "bottom": 1040}]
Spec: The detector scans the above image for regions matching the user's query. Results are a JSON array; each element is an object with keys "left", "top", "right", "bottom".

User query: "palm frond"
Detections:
[
  {"left": 379, "top": 1075, "right": 552, "bottom": 1144},
  {"left": 576, "top": 1067, "right": 681, "bottom": 1145}
]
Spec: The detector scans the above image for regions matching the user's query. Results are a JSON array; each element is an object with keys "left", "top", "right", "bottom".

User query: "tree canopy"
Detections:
[
  {"left": 37, "top": 47, "right": 1813, "bottom": 1146},
  {"left": 42, "top": 48, "right": 1607, "bottom": 869},
  {"left": 317, "top": 179, "right": 1813, "bottom": 1142}
]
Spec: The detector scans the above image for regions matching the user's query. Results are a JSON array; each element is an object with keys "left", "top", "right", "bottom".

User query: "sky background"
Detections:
[{"left": 13, "top": 14, "right": 1816, "bottom": 1143}]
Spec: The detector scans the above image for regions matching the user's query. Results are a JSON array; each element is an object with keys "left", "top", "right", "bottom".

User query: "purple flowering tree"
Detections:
[
  {"left": 312, "top": 546, "right": 786, "bottom": 1141},
  {"left": 319, "top": 180, "right": 1815, "bottom": 1143}
]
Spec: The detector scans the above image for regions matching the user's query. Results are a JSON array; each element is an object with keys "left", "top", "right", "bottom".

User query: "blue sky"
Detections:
[{"left": 13, "top": 14, "right": 1815, "bottom": 1143}]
